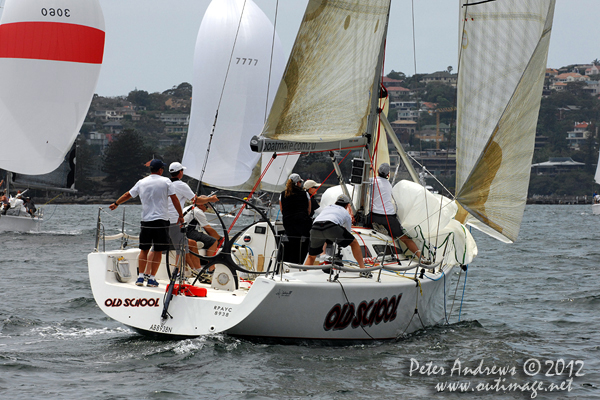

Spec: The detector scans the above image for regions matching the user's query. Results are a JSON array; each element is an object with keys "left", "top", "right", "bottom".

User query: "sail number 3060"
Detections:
[{"left": 41, "top": 8, "right": 70, "bottom": 17}]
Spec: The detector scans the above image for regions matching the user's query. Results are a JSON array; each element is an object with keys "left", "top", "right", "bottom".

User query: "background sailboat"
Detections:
[
  {"left": 182, "top": 0, "right": 297, "bottom": 195},
  {"left": 0, "top": 0, "right": 105, "bottom": 232}
]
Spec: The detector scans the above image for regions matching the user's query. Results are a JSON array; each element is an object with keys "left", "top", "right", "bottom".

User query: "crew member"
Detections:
[
  {"left": 368, "top": 163, "right": 427, "bottom": 261},
  {"left": 109, "top": 159, "right": 184, "bottom": 288},
  {"left": 304, "top": 194, "right": 367, "bottom": 274},
  {"left": 279, "top": 173, "right": 312, "bottom": 264}
]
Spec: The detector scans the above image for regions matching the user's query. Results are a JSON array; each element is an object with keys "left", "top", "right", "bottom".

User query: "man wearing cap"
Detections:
[
  {"left": 368, "top": 162, "right": 426, "bottom": 261},
  {"left": 109, "top": 159, "right": 184, "bottom": 287},
  {"left": 279, "top": 173, "right": 312, "bottom": 263},
  {"left": 303, "top": 180, "right": 321, "bottom": 218},
  {"left": 304, "top": 194, "right": 367, "bottom": 272},
  {"left": 166, "top": 162, "right": 219, "bottom": 257}
]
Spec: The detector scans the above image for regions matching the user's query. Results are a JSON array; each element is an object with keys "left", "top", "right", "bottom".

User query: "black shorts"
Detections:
[
  {"left": 308, "top": 221, "right": 355, "bottom": 256},
  {"left": 187, "top": 229, "right": 217, "bottom": 249},
  {"left": 367, "top": 213, "right": 405, "bottom": 238},
  {"left": 139, "top": 220, "right": 170, "bottom": 252}
]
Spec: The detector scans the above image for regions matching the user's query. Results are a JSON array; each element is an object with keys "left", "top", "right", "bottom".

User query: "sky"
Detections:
[{"left": 61, "top": 0, "right": 600, "bottom": 96}]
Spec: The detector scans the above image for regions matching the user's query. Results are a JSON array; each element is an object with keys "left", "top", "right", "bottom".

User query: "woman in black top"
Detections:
[{"left": 279, "top": 173, "right": 312, "bottom": 263}]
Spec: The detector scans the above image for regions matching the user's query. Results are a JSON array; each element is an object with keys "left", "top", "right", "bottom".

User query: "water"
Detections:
[{"left": 1, "top": 204, "right": 599, "bottom": 399}]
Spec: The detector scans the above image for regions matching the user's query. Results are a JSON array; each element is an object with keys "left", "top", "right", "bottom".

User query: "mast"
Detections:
[{"left": 355, "top": 4, "right": 392, "bottom": 223}]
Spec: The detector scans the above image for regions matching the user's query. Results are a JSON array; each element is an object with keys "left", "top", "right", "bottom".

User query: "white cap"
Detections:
[
  {"left": 303, "top": 180, "right": 319, "bottom": 190},
  {"left": 169, "top": 162, "right": 186, "bottom": 173}
]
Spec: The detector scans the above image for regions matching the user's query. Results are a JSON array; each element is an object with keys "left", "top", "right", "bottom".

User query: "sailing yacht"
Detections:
[
  {"left": 0, "top": 0, "right": 105, "bottom": 232},
  {"left": 88, "top": 0, "right": 555, "bottom": 341}
]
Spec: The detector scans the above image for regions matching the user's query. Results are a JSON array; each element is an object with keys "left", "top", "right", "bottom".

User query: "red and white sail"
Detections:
[{"left": 0, "top": 0, "right": 105, "bottom": 175}]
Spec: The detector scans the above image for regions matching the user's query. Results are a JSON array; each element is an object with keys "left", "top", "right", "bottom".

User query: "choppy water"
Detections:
[{"left": 1, "top": 204, "right": 599, "bottom": 399}]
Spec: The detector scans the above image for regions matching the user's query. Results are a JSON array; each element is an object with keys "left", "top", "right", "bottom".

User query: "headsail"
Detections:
[
  {"left": 0, "top": 0, "right": 105, "bottom": 175},
  {"left": 250, "top": 0, "right": 391, "bottom": 153},
  {"left": 455, "top": 0, "right": 556, "bottom": 243},
  {"left": 183, "top": 0, "right": 294, "bottom": 192}
]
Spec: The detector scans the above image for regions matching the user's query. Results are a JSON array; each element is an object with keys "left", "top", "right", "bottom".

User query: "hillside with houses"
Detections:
[{"left": 49, "top": 62, "right": 600, "bottom": 198}]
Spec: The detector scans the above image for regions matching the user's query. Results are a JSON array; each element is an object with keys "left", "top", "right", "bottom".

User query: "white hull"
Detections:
[
  {"left": 593, "top": 204, "right": 600, "bottom": 215},
  {"left": 88, "top": 221, "right": 460, "bottom": 341},
  {"left": 226, "top": 269, "right": 450, "bottom": 341},
  {"left": 0, "top": 214, "right": 41, "bottom": 232},
  {"left": 88, "top": 249, "right": 451, "bottom": 341}
]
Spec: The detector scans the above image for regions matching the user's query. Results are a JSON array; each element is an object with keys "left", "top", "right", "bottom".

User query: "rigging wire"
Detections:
[
  {"left": 260, "top": 0, "right": 294, "bottom": 197},
  {"left": 408, "top": 0, "right": 436, "bottom": 257},
  {"left": 264, "top": 0, "right": 279, "bottom": 123}
]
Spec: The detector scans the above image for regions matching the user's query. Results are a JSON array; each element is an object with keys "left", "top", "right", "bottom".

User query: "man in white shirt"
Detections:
[
  {"left": 304, "top": 194, "right": 366, "bottom": 271},
  {"left": 166, "top": 162, "right": 220, "bottom": 274},
  {"left": 166, "top": 162, "right": 218, "bottom": 253},
  {"left": 109, "top": 159, "right": 184, "bottom": 288},
  {"left": 368, "top": 163, "right": 425, "bottom": 261}
]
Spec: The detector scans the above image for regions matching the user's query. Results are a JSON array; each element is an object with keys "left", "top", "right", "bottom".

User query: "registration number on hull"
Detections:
[{"left": 149, "top": 324, "right": 173, "bottom": 334}]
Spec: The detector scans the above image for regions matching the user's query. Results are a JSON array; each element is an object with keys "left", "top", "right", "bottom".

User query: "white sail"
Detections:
[
  {"left": 12, "top": 145, "right": 76, "bottom": 192},
  {"left": 183, "top": 0, "right": 292, "bottom": 191},
  {"left": 0, "top": 0, "right": 105, "bottom": 175},
  {"left": 258, "top": 0, "right": 391, "bottom": 147},
  {"left": 455, "top": 0, "right": 556, "bottom": 243}
]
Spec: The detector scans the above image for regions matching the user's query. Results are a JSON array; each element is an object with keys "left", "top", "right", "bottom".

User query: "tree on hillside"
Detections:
[
  {"left": 127, "top": 89, "right": 151, "bottom": 108},
  {"left": 421, "top": 82, "right": 456, "bottom": 108},
  {"left": 160, "top": 145, "right": 185, "bottom": 168},
  {"left": 147, "top": 92, "right": 168, "bottom": 111},
  {"left": 102, "top": 129, "right": 154, "bottom": 194},
  {"left": 163, "top": 82, "right": 192, "bottom": 99},
  {"left": 403, "top": 73, "right": 426, "bottom": 91},
  {"left": 386, "top": 70, "right": 406, "bottom": 81}
]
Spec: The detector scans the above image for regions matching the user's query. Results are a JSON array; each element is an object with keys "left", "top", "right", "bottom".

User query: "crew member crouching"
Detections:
[{"left": 304, "top": 194, "right": 367, "bottom": 272}]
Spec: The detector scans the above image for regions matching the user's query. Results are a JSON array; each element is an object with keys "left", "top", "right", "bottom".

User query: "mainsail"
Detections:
[
  {"left": 455, "top": 0, "right": 556, "bottom": 243},
  {"left": 183, "top": 0, "right": 295, "bottom": 192},
  {"left": 251, "top": 0, "right": 391, "bottom": 153},
  {"left": 0, "top": 0, "right": 105, "bottom": 175}
]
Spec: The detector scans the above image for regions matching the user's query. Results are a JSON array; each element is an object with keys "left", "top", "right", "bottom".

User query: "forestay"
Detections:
[
  {"left": 455, "top": 0, "right": 556, "bottom": 243},
  {"left": 257, "top": 0, "right": 391, "bottom": 149},
  {"left": 0, "top": 0, "right": 105, "bottom": 175},
  {"left": 183, "top": 0, "right": 294, "bottom": 191}
]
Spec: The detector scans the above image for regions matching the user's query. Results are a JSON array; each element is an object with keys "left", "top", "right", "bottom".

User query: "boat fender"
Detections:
[{"left": 113, "top": 257, "right": 132, "bottom": 283}]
